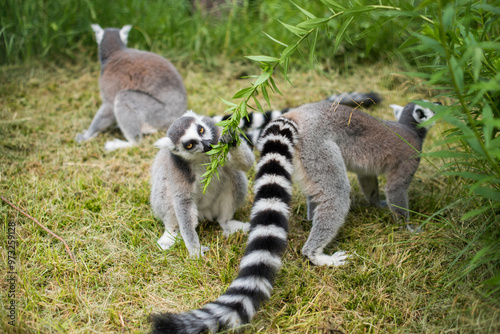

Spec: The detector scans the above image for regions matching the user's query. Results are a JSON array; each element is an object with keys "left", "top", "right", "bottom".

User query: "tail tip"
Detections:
[{"left": 148, "top": 313, "right": 182, "bottom": 334}]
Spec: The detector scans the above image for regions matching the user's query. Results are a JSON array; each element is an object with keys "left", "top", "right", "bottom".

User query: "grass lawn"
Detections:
[{"left": 1, "top": 59, "right": 498, "bottom": 333}]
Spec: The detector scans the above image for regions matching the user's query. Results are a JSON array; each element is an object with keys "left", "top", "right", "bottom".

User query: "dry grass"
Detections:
[{"left": 1, "top": 59, "right": 498, "bottom": 333}]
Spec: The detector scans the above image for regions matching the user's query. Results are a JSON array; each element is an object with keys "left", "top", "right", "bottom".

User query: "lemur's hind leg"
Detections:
[
  {"left": 218, "top": 172, "right": 250, "bottom": 236},
  {"left": 299, "top": 140, "right": 351, "bottom": 266},
  {"left": 385, "top": 164, "right": 421, "bottom": 232},
  {"left": 76, "top": 102, "right": 114, "bottom": 142},
  {"left": 105, "top": 90, "right": 165, "bottom": 151},
  {"left": 357, "top": 174, "right": 387, "bottom": 207},
  {"left": 306, "top": 196, "right": 317, "bottom": 221}
]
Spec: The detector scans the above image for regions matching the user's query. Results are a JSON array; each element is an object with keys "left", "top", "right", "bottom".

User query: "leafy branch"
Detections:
[{"left": 201, "top": 1, "right": 412, "bottom": 192}]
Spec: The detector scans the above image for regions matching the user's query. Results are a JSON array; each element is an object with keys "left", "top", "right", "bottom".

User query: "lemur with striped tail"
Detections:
[{"left": 149, "top": 99, "right": 436, "bottom": 333}]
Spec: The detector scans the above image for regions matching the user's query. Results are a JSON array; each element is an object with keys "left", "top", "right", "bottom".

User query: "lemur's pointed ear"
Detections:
[
  {"left": 120, "top": 25, "right": 132, "bottom": 45},
  {"left": 390, "top": 104, "right": 404, "bottom": 121},
  {"left": 91, "top": 24, "right": 104, "bottom": 44},
  {"left": 154, "top": 137, "right": 176, "bottom": 151}
]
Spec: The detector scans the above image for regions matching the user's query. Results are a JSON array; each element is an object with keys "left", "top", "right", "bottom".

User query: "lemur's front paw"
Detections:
[
  {"left": 219, "top": 128, "right": 238, "bottom": 147},
  {"left": 308, "top": 250, "right": 350, "bottom": 267},
  {"left": 189, "top": 246, "right": 210, "bottom": 258},
  {"left": 222, "top": 220, "right": 250, "bottom": 236}
]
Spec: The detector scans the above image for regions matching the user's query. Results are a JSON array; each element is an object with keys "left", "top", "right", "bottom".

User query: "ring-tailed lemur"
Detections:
[
  {"left": 150, "top": 110, "right": 255, "bottom": 257},
  {"left": 212, "top": 92, "right": 382, "bottom": 146},
  {"left": 75, "top": 24, "right": 187, "bottom": 151},
  {"left": 149, "top": 100, "right": 436, "bottom": 333}
]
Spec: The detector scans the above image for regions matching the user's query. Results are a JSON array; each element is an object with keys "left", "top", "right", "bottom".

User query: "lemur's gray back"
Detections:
[
  {"left": 288, "top": 100, "right": 425, "bottom": 175},
  {"left": 75, "top": 25, "right": 187, "bottom": 150},
  {"left": 97, "top": 27, "right": 186, "bottom": 108}
]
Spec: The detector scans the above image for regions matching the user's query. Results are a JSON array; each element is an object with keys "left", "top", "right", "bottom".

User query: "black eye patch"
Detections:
[
  {"left": 198, "top": 125, "right": 205, "bottom": 134},
  {"left": 183, "top": 140, "right": 197, "bottom": 150},
  {"left": 416, "top": 108, "right": 425, "bottom": 119}
]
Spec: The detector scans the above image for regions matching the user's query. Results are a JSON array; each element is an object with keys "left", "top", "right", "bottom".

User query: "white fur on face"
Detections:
[
  {"left": 120, "top": 25, "right": 132, "bottom": 45},
  {"left": 171, "top": 120, "right": 215, "bottom": 160},
  {"left": 412, "top": 105, "right": 435, "bottom": 124},
  {"left": 91, "top": 24, "right": 104, "bottom": 45}
]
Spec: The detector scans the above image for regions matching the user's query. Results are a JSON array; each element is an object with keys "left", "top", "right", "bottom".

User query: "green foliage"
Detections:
[
  {"left": 406, "top": 0, "right": 500, "bottom": 296},
  {"left": 205, "top": 0, "right": 499, "bottom": 299},
  {"left": 1, "top": 0, "right": 432, "bottom": 66}
]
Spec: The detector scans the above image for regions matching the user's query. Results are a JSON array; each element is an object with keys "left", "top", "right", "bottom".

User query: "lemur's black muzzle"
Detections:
[{"left": 202, "top": 140, "right": 213, "bottom": 152}]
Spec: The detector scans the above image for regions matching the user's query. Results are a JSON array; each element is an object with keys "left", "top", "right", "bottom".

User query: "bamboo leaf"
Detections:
[
  {"left": 261, "top": 84, "right": 271, "bottom": 108},
  {"left": 232, "top": 87, "right": 254, "bottom": 99},
  {"left": 278, "top": 20, "right": 309, "bottom": 36},
  {"left": 240, "top": 101, "right": 247, "bottom": 118},
  {"left": 219, "top": 97, "right": 238, "bottom": 107},
  {"left": 254, "top": 71, "right": 271, "bottom": 86},
  {"left": 333, "top": 16, "right": 354, "bottom": 55},
  {"left": 269, "top": 76, "right": 282, "bottom": 95},
  {"left": 245, "top": 55, "right": 280, "bottom": 63},
  {"left": 310, "top": 29, "right": 318, "bottom": 67},
  {"left": 482, "top": 104, "right": 493, "bottom": 148},
  {"left": 262, "top": 32, "right": 288, "bottom": 47},
  {"left": 449, "top": 55, "right": 464, "bottom": 92},
  {"left": 319, "top": 0, "right": 345, "bottom": 11},
  {"left": 472, "top": 47, "right": 483, "bottom": 81},
  {"left": 297, "top": 17, "right": 330, "bottom": 30},
  {"left": 280, "top": 43, "right": 299, "bottom": 64},
  {"left": 291, "top": 1, "right": 316, "bottom": 19},
  {"left": 253, "top": 95, "right": 263, "bottom": 112}
]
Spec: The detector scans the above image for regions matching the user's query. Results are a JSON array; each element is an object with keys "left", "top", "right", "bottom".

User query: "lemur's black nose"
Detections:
[{"left": 202, "top": 140, "right": 213, "bottom": 152}]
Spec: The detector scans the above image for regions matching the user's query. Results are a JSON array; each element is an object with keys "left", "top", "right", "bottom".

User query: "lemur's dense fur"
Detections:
[
  {"left": 213, "top": 92, "right": 382, "bottom": 145},
  {"left": 149, "top": 100, "right": 436, "bottom": 333},
  {"left": 150, "top": 111, "right": 255, "bottom": 257},
  {"left": 76, "top": 24, "right": 187, "bottom": 151}
]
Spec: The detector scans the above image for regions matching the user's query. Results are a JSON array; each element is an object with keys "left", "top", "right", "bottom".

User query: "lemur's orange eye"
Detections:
[
  {"left": 199, "top": 127, "right": 204, "bottom": 134},
  {"left": 186, "top": 143, "right": 193, "bottom": 149}
]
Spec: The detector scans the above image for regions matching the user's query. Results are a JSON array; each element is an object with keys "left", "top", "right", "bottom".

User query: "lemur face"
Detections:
[
  {"left": 412, "top": 104, "right": 436, "bottom": 124},
  {"left": 156, "top": 111, "right": 219, "bottom": 161},
  {"left": 391, "top": 102, "right": 438, "bottom": 126}
]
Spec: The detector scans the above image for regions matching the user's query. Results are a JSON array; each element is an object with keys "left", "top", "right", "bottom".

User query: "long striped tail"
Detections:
[{"left": 149, "top": 117, "right": 299, "bottom": 334}]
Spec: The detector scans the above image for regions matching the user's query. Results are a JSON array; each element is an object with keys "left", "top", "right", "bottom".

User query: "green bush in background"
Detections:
[{"left": 0, "top": 0, "right": 426, "bottom": 66}]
